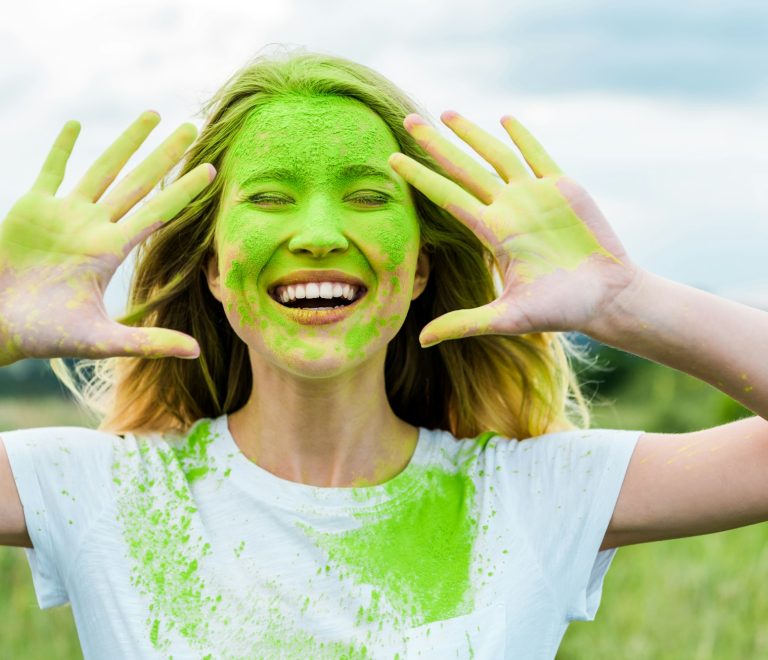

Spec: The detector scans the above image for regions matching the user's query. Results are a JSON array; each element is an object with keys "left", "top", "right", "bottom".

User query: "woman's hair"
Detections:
[{"left": 52, "top": 45, "right": 597, "bottom": 440}]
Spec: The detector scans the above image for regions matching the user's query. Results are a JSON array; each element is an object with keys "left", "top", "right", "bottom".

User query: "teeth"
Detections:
[
  {"left": 273, "top": 281, "right": 362, "bottom": 303},
  {"left": 306, "top": 283, "right": 320, "bottom": 298}
]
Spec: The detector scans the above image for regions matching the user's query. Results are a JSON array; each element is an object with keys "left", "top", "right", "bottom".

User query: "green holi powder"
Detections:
[
  {"left": 343, "top": 317, "right": 384, "bottom": 358},
  {"left": 214, "top": 95, "right": 421, "bottom": 364},
  {"left": 254, "top": 627, "right": 372, "bottom": 660},
  {"left": 223, "top": 260, "right": 255, "bottom": 328},
  {"left": 168, "top": 421, "right": 218, "bottom": 483},
  {"left": 498, "top": 181, "right": 620, "bottom": 285},
  {"left": 113, "top": 420, "right": 379, "bottom": 656},
  {"left": 298, "top": 463, "right": 481, "bottom": 628},
  {"left": 112, "top": 420, "right": 224, "bottom": 652}
]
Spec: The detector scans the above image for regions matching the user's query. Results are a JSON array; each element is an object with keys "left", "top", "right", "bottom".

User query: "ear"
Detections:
[
  {"left": 411, "top": 245, "right": 431, "bottom": 301},
  {"left": 205, "top": 250, "right": 223, "bottom": 303}
]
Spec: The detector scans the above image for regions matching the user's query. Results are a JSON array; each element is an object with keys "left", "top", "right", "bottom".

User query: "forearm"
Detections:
[{"left": 584, "top": 267, "right": 768, "bottom": 421}]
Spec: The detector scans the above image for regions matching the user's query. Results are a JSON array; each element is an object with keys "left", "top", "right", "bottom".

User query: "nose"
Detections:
[{"left": 287, "top": 198, "right": 349, "bottom": 258}]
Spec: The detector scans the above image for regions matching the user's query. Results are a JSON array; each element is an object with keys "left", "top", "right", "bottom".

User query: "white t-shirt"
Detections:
[{"left": 3, "top": 415, "right": 642, "bottom": 659}]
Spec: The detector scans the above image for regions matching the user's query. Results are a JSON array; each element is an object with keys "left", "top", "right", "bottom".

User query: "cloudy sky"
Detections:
[{"left": 2, "top": 0, "right": 767, "bottom": 315}]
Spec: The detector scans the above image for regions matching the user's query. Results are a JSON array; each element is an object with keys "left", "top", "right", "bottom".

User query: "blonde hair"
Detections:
[{"left": 52, "top": 46, "right": 596, "bottom": 440}]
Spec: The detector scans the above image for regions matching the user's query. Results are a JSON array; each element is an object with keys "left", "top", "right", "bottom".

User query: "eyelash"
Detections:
[{"left": 247, "top": 193, "right": 390, "bottom": 207}]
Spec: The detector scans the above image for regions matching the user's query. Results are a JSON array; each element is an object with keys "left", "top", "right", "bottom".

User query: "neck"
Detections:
[{"left": 227, "top": 348, "right": 418, "bottom": 488}]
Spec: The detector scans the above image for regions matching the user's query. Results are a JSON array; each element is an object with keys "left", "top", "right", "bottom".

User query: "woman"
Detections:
[{"left": 0, "top": 48, "right": 766, "bottom": 659}]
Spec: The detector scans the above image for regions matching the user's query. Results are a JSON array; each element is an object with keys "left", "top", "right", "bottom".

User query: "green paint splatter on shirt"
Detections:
[
  {"left": 298, "top": 463, "right": 481, "bottom": 628},
  {"left": 109, "top": 420, "right": 503, "bottom": 656},
  {"left": 113, "top": 420, "right": 222, "bottom": 653}
]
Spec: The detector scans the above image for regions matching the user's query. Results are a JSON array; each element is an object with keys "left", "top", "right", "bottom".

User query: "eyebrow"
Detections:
[{"left": 239, "top": 163, "right": 398, "bottom": 188}]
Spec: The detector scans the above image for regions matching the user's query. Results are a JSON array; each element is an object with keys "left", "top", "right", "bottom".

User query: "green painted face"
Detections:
[{"left": 210, "top": 96, "right": 424, "bottom": 376}]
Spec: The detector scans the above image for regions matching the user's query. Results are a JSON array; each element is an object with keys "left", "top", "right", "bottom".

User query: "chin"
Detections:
[
  {"left": 225, "top": 296, "right": 409, "bottom": 379},
  {"left": 258, "top": 341, "right": 389, "bottom": 380}
]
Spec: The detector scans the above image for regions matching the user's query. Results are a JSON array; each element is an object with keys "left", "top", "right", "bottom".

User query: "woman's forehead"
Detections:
[{"left": 228, "top": 96, "right": 401, "bottom": 172}]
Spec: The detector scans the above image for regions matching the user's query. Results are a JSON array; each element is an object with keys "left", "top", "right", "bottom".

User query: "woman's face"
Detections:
[{"left": 206, "top": 95, "right": 429, "bottom": 378}]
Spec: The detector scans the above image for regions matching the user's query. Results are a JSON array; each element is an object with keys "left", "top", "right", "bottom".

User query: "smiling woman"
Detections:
[
  {"left": 57, "top": 50, "right": 589, "bottom": 441},
  {"left": 8, "top": 45, "right": 765, "bottom": 660}
]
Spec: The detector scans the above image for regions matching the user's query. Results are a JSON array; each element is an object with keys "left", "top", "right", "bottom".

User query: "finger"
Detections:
[
  {"left": 403, "top": 114, "right": 503, "bottom": 204},
  {"left": 389, "top": 153, "right": 498, "bottom": 248},
  {"left": 102, "top": 323, "right": 200, "bottom": 359},
  {"left": 100, "top": 122, "right": 198, "bottom": 222},
  {"left": 441, "top": 111, "right": 529, "bottom": 182},
  {"left": 120, "top": 163, "right": 216, "bottom": 251},
  {"left": 31, "top": 120, "right": 81, "bottom": 195},
  {"left": 500, "top": 116, "right": 562, "bottom": 178},
  {"left": 72, "top": 110, "right": 161, "bottom": 202},
  {"left": 419, "top": 303, "right": 508, "bottom": 348}
]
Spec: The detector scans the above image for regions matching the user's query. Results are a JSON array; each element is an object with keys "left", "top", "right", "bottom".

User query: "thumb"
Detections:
[
  {"left": 105, "top": 323, "right": 200, "bottom": 360},
  {"left": 419, "top": 303, "right": 508, "bottom": 348}
]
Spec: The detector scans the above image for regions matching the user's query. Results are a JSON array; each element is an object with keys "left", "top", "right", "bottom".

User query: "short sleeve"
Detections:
[
  {"left": 496, "top": 428, "right": 642, "bottom": 622},
  {"left": 2, "top": 426, "right": 119, "bottom": 609}
]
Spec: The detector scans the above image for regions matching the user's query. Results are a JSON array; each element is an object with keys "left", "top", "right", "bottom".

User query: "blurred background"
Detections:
[{"left": 1, "top": 0, "right": 767, "bottom": 658}]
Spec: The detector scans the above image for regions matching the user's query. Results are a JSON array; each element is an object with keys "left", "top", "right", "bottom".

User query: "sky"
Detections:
[{"left": 1, "top": 0, "right": 767, "bottom": 315}]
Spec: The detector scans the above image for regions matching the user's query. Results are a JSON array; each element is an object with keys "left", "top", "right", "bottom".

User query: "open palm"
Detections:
[
  {"left": 0, "top": 112, "right": 214, "bottom": 362},
  {"left": 389, "top": 111, "right": 639, "bottom": 347}
]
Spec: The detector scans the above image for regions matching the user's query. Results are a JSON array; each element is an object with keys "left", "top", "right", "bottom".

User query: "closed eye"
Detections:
[
  {"left": 348, "top": 192, "right": 391, "bottom": 206},
  {"left": 247, "top": 193, "right": 293, "bottom": 206}
]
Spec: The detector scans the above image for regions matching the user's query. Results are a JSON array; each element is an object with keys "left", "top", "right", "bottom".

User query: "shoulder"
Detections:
[
  {"left": 422, "top": 426, "right": 642, "bottom": 479},
  {"left": 2, "top": 425, "right": 124, "bottom": 465},
  {"left": 111, "top": 417, "right": 223, "bottom": 486}
]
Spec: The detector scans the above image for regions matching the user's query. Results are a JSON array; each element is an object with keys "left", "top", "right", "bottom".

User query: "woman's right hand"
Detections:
[{"left": 0, "top": 111, "right": 215, "bottom": 365}]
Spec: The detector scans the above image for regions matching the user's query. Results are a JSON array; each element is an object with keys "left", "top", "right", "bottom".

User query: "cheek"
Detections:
[
  {"left": 216, "top": 243, "right": 275, "bottom": 333},
  {"left": 218, "top": 251, "right": 263, "bottom": 332},
  {"left": 219, "top": 209, "right": 277, "bottom": 271},
  {"left": 358, "top": 209, "right": 421, "bottom": 273}
]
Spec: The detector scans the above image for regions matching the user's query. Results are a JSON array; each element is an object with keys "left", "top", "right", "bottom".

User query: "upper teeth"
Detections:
[{"left": 274, "top": 282, "right": 361, "bottom": 304}]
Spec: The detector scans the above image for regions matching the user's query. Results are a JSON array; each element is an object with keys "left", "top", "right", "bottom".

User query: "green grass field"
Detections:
[{"left": 1, "top": 359, "right": 766, "bottom": 659}]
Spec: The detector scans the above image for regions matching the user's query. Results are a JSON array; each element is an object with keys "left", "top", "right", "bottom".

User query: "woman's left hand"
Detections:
[{"left": 389, "top": 111, "right": 640, "bottom": 348}]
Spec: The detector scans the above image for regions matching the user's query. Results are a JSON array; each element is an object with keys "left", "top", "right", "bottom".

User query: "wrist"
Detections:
[{"left": 581, "top": 264, "right": 650, "bottom": 345}]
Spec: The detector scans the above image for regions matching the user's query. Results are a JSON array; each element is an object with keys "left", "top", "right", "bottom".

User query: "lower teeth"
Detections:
[{"left": 298, "top": 305, "right": 345, "bottom": 310}]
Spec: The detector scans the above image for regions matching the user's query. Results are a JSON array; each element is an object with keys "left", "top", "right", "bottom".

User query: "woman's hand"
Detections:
[
  {"left": 389, "top": 111, "right": 640, "bottom": 347},
  {"left": 0, "top": 111, "right": 215, "bottom": 364}
]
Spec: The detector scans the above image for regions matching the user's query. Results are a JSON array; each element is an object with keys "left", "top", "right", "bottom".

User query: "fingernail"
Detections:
[
  {"left": 420, "top": 336, "right": 437, "bottom": 348},
  {"left": 404, "top": 113, "right": 427, "bottom": 130},
  {"left": 206, "top": 164, "right": 217, "bottom": 181},
  {"left": 441, "top": 110, "right": 460, "bottom": 123}
]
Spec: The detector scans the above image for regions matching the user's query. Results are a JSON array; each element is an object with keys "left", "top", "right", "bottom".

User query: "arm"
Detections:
[
  {"left": 389, "top": 110, "right": 768, "bottom": 549},
  {"left": 0, "top": 437, "right": 31, "bottom": 547},
  {"left": 587, "top": 269, "right": 768, "bottom": 549},
  {"left": 599, "top": 416, "right": 768, "bottom": 550}
]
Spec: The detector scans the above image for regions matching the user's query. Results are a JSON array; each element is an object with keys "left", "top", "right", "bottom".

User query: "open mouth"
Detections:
[{"left": 268, "top": 282, "right": 368, "bottom": 311}]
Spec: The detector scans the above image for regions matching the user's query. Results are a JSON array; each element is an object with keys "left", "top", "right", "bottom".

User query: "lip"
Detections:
[{"left": 267, "top": 287, "right": 368, "bottom": 325}]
